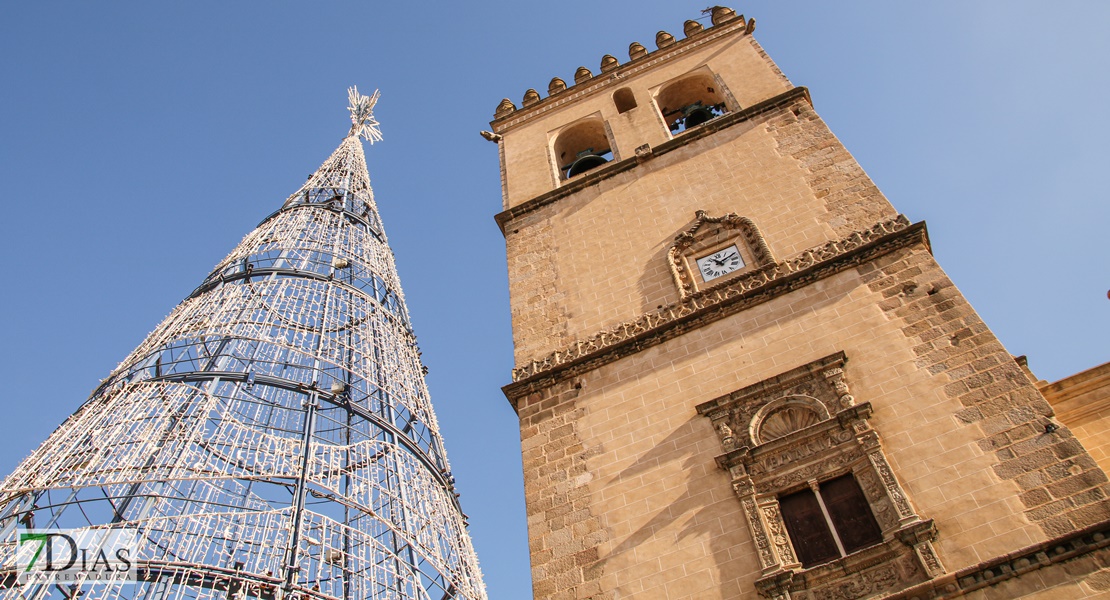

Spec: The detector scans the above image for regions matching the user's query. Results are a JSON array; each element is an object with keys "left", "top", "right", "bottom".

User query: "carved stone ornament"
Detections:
[
  {"left": 628, "top": 41, "right": 648, "bottom": 61},
  {"left": 494, "top": 98, "right": 516, "bottom": 118},
  {"left": 745, "top": 496, "right": 776, "bottom": 570},
  {"left": 522, "top": 88, "right": 541, "bottom": 107},
  {"left": 696, "top": 353, "right": 945, "bottom": 599},
  {"left": 574, "top": 66, "right": 593, "bottom": 85},
  {"left": 668, "top": 210, "right": 775, "bottom": 298},
  {"left": 508, "top": 216, "right": 913, "bottom": 385},
  {"left": 548, "top": 77, "right": 567, "bottom": 96},
  {"left": 761, "top": 502, "right": 798, "bottom": 567},
  {"left": 711, "top": 6, "right": 739, "bottom": 26}
]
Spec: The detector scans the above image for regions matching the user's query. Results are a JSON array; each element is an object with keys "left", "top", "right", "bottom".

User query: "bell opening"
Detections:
[
  {"left": 553, "top": 117, "right": 613, "bottom": 181},
  {"left": 566, "top": 150, "right": 611, "bottom": 178},
  {"left": 656, "top": 71, "right": 732, "bottom": 135},
  {"left": 682, "top": 104, "right": 717, "bottom": 129}
]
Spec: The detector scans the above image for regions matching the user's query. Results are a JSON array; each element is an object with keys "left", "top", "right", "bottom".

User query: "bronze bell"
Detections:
[
  {"left": 566, "top": 148, "right": 609, "bottom": 178},
  {"left": 681, "top": 102, "right": 716, "bottom": 129}
]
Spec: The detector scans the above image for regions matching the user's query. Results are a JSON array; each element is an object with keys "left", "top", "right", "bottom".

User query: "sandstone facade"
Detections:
[{"left": 490, "top": 8, "right": 1110, "bottom": 599}]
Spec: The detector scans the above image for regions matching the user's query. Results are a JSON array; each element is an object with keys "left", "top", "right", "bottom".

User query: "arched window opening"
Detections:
[
  {"left": 613, "top": 88, "right": 637, "bottom": 114},
  {"left": 656, "top": 73, "right": 730, "bottom": 135},
  {"left": 553, "top": 119, "right": 613, "bottom": 180}
]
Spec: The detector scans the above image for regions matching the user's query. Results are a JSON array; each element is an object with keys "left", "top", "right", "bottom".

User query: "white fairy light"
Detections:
[
  {"left": 347, "top": 86, "right": 383, "bottom": 144},
  {"left": 0, "top": 88, "right": 485, "bottom": 600}
]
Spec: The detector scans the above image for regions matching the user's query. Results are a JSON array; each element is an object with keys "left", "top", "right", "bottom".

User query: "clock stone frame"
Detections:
[{"left": 668, "top": 210, "right": 775, "bottom": 297}]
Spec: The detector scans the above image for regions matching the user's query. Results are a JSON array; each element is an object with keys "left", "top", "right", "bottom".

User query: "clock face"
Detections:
[{"left": 696, "top": 245, "right": 745, "bottom": 282}]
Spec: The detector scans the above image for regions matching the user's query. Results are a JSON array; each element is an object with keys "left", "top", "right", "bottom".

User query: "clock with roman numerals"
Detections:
[{"left": 696, "top": 245, "right": 745, "bottom": 282}]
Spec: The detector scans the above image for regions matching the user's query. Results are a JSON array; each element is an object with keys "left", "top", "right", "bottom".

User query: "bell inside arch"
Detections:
[
  {"left": 682, "top": 102, "right": 717, "bottom": 129},
  {"left": 566, "top": 149, "right": 609, "bottom": 178}
]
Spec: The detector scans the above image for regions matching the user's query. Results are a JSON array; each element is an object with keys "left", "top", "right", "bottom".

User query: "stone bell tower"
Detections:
[{"left": 487, "top": 7, "right": 1110, "bottom": 599}]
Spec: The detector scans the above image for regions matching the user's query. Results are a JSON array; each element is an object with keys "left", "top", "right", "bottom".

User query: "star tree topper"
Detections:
[{"left": 347, "top": 86, "right": 383, "bottom": 144}]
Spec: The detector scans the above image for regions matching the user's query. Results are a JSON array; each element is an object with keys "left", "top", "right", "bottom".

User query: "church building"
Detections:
[{"left": 486, "top": 7, "right": 1110, "bottom": 599}]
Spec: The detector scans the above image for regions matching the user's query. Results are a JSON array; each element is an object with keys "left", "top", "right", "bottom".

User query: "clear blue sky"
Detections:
[{"left": 1, "top": 2, "right": 1107, "bottom": 598}]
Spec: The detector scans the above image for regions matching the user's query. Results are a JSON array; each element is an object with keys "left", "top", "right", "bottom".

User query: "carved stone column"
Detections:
[{"left": 758, "top": 497, "right": 801, "bottom": 571}]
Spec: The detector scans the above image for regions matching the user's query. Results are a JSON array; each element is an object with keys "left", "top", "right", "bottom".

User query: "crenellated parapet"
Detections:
[{"left": 491, "top": 6, "right": 749, "bottom": 122}]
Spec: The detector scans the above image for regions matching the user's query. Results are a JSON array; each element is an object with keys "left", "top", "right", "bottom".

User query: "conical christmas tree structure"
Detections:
[{"left": 0, "top": 88, "right": 486, "bottom": 600}]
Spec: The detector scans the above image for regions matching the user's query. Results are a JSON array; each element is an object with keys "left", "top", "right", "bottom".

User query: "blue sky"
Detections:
[{"left": 1, "top": 2, "right": 1108, "bottom": 597}]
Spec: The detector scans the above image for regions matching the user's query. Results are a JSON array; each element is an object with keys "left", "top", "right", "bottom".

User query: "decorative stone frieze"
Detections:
[
  {"left": 505, "top": 215, "right": 916, "bottom": 393},
  {"left": 886, "top": 518, "right": 1110, "bottom": 599}
]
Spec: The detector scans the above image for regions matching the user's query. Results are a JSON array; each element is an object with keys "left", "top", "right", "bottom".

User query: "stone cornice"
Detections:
[
  {"left": 503, "top": 217, "right": 929, "bottom": 407},
  {"left": 884, "top": 517, "right": 1110, "bottom": 599},
  {"left": 489, "top": 15, "right": 749, "bottom": 134},
  {"left": 494, "top": 87, "right": 812, "bottom": 235},
  {"left": 696, "top": 351, "right": 848, "bottom": 419},
  {"left": 1041, "top": 361, "right": 1110, "bottom": 423}
]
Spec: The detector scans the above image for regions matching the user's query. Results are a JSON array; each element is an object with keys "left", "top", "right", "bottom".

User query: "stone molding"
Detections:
[
  {"left": 884, "top": 517, "right": 1110, "bottom": 599},
  {"left": 503, "top": 216, "right": 926, "bottom": 405},
  {"left": 697, "top": 352, "right": 850, "bottom": 445},
  {"left": 494, "top": 87, "right": 812, "bottom": 235},
  {"left": 1041, "top": 361, "right": 1110, "bottom": 424},
  {"left": 668, "top": 210, "right": 776, "bottom": 298}
]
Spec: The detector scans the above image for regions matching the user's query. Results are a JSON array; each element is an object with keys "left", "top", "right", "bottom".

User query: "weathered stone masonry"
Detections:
[
  {"left": 861, "top": 246, "right": 1110, "bottom": 537},
  {"left": 517, "top": 379, "right": 610, "bottom": 600}
]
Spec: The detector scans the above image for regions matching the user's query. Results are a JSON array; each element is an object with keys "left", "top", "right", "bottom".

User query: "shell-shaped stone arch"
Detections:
[{"left": 750, "top": 395, "right": 830, "bottom": 445}]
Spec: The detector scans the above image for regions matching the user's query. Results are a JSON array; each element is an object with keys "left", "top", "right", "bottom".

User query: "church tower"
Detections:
[{"left": 489, "top": 8, "right": 1110, "bottom": 599}]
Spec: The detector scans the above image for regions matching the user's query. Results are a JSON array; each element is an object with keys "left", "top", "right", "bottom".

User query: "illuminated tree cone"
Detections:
[{"left": 0, "top": 88, "right": 486, "bottom": 600}]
